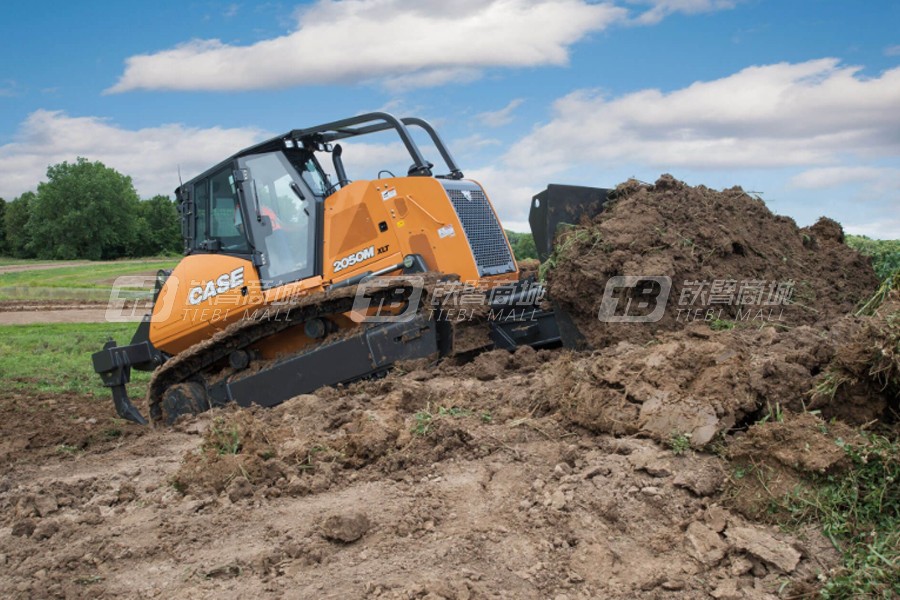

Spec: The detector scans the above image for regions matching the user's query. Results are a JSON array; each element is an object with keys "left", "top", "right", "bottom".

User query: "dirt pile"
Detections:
[
  {"left": 1, "top": 361, "right": 840, "bottom": 599},
  {"left": 546, "top": 175, "right": 879, "bottom": 348}
]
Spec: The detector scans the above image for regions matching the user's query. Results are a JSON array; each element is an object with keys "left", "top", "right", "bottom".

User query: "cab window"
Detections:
[
  {"left": 190, "top": 168, "right": 250, "bottom": 254},
  {"left": 209, "top": 169, "right": 250, "bottom": 253},
  {"left": 192, "top": 177, "right": 209, "bottom": 249},
  {"left": 241, "top": 152, "right": 316, "bottom": 285}
]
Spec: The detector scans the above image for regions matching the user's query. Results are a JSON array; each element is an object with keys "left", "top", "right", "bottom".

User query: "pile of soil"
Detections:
[{"left": 546, "top": 175, "right": 879, "bottom": 348}]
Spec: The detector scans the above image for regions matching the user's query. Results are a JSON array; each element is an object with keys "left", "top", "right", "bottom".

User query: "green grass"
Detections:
[
  {"left": 669, "top": 433, "right": 692, "bottom": 455},
  {"left": 708, "top": 318, "right": 735, "bottom": 331},
  {"left": 773, "top": 435, "right": 899, "bottom": 598},
  {"left": 205, "top": 417, "right": 243, "bottom": 455},
  {"left": 0, "top": 257, "right": 178, "bottom": 301},
  {"left": 411, "top": 404, "right": 474, "bottom": 436},
  {"left": 846, "top": 235, "right": 900, "bottom": 281},
  {"left": 0, "top": 322, "right": 152, "bottom": 398}
]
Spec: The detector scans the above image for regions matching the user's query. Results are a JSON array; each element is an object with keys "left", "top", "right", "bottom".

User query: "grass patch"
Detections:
[
  {"left": 773, "top": 435, "right": 899, "bottom": 598},
  {"left": 0, "top": 257, "right": 177, "bottom": 301},
  {"left": 709, "top": 318, "right": 735, "bottom": 331},
  {"left": 0, "top": 322, "right": 152, "bottom": 398},
  {"left": 0, "top": 257, "right": 49, "bottom": 267},
  {"left": 845, "top": 235, "right": 900, "bottom": 281},
  {"left": 669, "top": 433, "right": 692, "bottom": 455}
]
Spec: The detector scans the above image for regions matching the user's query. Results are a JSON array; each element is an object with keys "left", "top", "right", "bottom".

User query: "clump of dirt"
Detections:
[
  {"left": 545, "top": 175, "right": 879, "bottom": 348},
  {"left": 812, "top": 291, "right": 900, "bottom": 426},
  {"left": 172, "top": 409, "right": 287, "bottom": 495},
  {"left": 725, "top": 412, "right": 864, "bottom": 520}
]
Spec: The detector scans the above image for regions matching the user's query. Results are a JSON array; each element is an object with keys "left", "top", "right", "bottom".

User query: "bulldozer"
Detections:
[{"left": 93, "top": 112, "right": 611, "bottom": 425}]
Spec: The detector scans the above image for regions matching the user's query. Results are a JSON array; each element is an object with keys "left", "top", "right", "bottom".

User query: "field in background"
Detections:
[
  {"left": 0, "top": 257, "right": 178, "bottom": 302},
  {"left": 0, "top": 322, "right": 152, "bottom": 398}
]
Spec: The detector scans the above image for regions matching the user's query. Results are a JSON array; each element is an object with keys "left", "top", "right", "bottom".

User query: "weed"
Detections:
[
  {"left": 169, "top": 477, "right": 187, "bottom": 494},
  {"left": 669, "top": 433, "right": 691, "bottom": 456},
  {"left": 205, "top": 418, "right": 242, "bottom": 455},
  {"left": 412, "top": 410, "right": 434, "bottom": 436},
  {"left": 709, "top": 318, "right": 735, "bottom": 331},
  {"left": 813, "top": 371, "right": 853, "bottom": 401},
  {"left": 480, "top": 411, "right": 493, "bottom": 424},
  {"left": 56, "top": 444, "right": 81, "bottom": 454},
  {"left": 733, "top": 465, "right": 751, "bottom": 480},
  {"left": 539, "top": 226, "right": 603, "bottom": 278},
  {"left": 298, "top": 444, "right": 331, "bottom": 470},
  {"left": 758, "top": 401, "right": 784, "bottom": 424},
  {"left": 411, "top": 404, "right": 475, "bottom": 436}
]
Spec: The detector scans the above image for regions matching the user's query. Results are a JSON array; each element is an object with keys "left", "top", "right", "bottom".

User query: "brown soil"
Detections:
[
  {"left": 0, "top": 309, "right": 114, "bottom": 325},
  {"left": 0, "top": 176, "right": 893, "bottom": 598},
  {"left": 546, "top": 175, "right": 878, "bottom": 348}
]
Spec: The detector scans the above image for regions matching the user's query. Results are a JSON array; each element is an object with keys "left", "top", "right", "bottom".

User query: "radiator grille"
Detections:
[{"left": 444, "top": 183, "right": 515, "bottom": 276}]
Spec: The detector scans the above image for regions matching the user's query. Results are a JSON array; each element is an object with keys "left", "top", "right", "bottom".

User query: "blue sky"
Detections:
[{"left": 1, "top": 0, "right": 898, "bottom": 236}]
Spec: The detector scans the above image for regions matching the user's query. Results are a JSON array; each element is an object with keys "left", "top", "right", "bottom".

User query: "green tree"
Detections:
[
  {"left": 135, "top": 194, "right": 182, "bottom": 256},
  {"left": 4, "top": 192, "right": 36, "bottom": 258},
  {"left": 505, "top": 230, "right": 538, "bottom": 261},
  {"left": 0, "top": 198, "right": 6, "bottom": 254},
  {"left": 28, "top": 158, "right": 141, "bottom": 260}
]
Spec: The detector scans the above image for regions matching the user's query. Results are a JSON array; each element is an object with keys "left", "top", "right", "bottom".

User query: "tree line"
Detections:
[{"left": 0, "top": 157, "right": 182, "bottom": 260}]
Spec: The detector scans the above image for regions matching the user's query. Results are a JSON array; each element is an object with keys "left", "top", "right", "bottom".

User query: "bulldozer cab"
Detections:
[
  {"left": 176, "top": 112, "right": 467, "bottom": 289},
  {"left": 178, "top": 147, "right": 325, "bottom": 288}
]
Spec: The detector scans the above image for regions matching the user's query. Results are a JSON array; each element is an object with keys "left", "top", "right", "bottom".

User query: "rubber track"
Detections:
[{"left": 146, "top": 279, "right": 421, "bottom": 424}]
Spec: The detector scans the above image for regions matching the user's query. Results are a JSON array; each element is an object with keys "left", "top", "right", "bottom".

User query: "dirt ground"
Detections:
[
  {"left": 0, "top": 300, "right": 147, "bottom": 324},
  {"left": 0, "top": 372, "right": 843, "bottom": 600},
  {"left": 0, "top": 176, "right": 895, "bottom": 599}
]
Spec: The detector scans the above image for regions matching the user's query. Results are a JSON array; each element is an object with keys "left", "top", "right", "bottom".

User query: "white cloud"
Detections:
[
  {"left": 845, "top": 218, "right": 900, "bottom": 240},
  {"left": 628, "top": 0, "right": 739, "bottom": 25},
  {"left": 504, "top": 59, "right": 900, "bottom": 174},
  {"left": 885, "top": 44, "right": 900, "bottom": 57},
  {"left": 0, "top": 110, "right": 267, "bottom": 199},
  {"left": 476, "top": 99, "right": 525, "bottom": 128},
  {"left": 789, "top": 166, "right": 900, "bottom": 190},
  {"left": 462, "top": 59, "right": 900, "bottom": 240},
  {"left": 452, "top": 134, "right": 502, "bottom": 150},
  {"left": 107, "top": 0, "right": 627, "bottom": 93}
]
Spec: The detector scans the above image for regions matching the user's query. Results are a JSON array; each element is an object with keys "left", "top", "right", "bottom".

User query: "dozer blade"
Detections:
[
  {"left": 528, "top": 184, "right": 615, "bottom": 350},
  {"left": 529, "top": 184, "right": 613, "bottom": 262}
]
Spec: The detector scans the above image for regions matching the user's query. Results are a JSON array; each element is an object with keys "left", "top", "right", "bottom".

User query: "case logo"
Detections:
[{"left": 188, "top": 267, "right": 245, "bottom": 305}]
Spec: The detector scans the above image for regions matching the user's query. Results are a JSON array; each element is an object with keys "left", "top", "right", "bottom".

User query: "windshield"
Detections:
[{"left": 241, "top": 151, "right": 317, "bottom": 285}]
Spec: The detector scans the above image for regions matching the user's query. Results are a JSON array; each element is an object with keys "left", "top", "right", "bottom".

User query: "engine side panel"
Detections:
[{"left": 322, "top": 177, "right": 518, "bottom": 284}]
